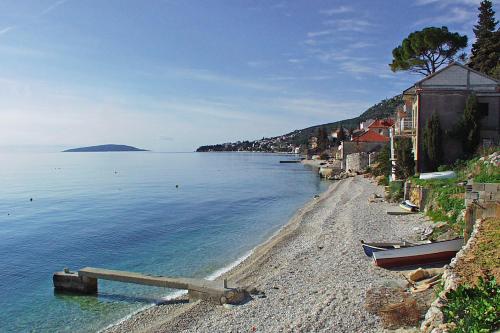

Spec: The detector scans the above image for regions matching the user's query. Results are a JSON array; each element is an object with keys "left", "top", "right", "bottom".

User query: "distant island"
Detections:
[{"left": 62, "top": 144, "right": 149, "bottom": 152}]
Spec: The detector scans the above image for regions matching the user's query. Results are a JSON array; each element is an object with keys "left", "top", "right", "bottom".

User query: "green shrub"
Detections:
[
  {"left": 442, "top": 277, "right": 500, "bottom": 333},
  {"left": 394, "top": 137, "right": 415, "bottom": 179},
  {"left": 372, "top": 144, "right": 391, "bottom": 177},
  {"left": 474, "top": 163, "right": 500, "bottom": 183},
  {"left": 386, "top": 180, "right": 403, "bottom": 202}
]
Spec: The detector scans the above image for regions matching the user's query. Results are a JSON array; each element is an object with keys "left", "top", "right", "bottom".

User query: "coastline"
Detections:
[
  {"left": 100, "top": 176, "right": 330, "bottom": 333},
  {"left": 104, "top": 176, "right": 428, "bottom": 332}
]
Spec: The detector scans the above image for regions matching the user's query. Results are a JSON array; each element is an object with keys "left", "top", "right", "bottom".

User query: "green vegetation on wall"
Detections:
[
  {"left": 442, "top": 277, "right": 500, "bottom": 333},
  {"left": 412, "top": 150, "right": 499, "bottom": 237}
]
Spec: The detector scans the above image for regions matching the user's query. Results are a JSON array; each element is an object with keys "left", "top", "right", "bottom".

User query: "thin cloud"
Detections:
[
  {"left": 320, "top": 6, "right": 353, "bottom": 16},
  {"left": 0, "top": 45, "right": 48, "bottom": 57},
  {"left": 272, "top": 97, "right": 370, "bottom": 118},
  {"left": 348, "top": 42, "right": 374, "bottom": 49},
  {"left": 246, "top": 60, "right": 268, "bottom": 68},
  {"left": 307, "top": 30, "right": 333, "bottom": 38},
  {"left": 40, "top": 0, "right": 69, "bottom": 16},
  {"left": 0, "top": 26, "right": 15, "bottom": 36},
  {"left": 413, "top": 7, "right": 475, "bottom": 26},
  {"left": 323, "top": 19, "right": 375, "bottom": 32},
  {"left": 146, "top": 67, "right": 283, "bottom": 92},
  {"left": 415, "top": 0, "right": 480, "bottom": 7}
]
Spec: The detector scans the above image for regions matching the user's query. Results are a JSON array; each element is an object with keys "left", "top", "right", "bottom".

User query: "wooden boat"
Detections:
[
  {"left": 361, "top": 240, "right": 415, "bottom": 257},
  {"left": 372, "top": 238, "right": 463, "bottom": 268},
  {"left": 279, "top": 160, "right": 300, "bottom": 163}
]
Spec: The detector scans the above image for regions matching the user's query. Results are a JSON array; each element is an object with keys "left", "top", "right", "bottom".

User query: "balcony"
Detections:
[{"left": 395, "top": 118, "right": 416, "bottom": 137}]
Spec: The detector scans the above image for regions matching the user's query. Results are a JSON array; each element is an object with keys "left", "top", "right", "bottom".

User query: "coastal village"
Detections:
[
  {"left": 9, "top": 1, "right": 499, "bottom": 332},
  {"left": 186, "top": 3, "right": 500, "bottom": 332}
]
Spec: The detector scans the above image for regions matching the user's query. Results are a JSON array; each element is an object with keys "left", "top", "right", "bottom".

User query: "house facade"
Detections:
[{"left": 396, "top": 62, "right": 499, "bottom": 173}]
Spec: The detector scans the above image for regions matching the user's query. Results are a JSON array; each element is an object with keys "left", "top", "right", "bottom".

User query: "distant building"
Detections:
[
  {"left": 367, "top": 119, "right": 394, "bottom": 137},
  {"left": 395, "top": 62, "right": 499, "bottom": 173},
  {"left": 359, "top": 119, "right": 375, "bottom": 130},
  {"left": 352, "top": 129, "right": 390, "bottom": 143},
  {"left": 330, "top": 127, "right": 349, "bottom": 139}
]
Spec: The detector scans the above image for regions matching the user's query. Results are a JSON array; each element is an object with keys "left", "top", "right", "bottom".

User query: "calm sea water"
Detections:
[{"left": 0, "top": 152, "right": 328, "bottom": 332}]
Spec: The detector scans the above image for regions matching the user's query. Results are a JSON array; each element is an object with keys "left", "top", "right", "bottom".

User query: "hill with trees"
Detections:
[
  {"left": 63, "top": 144, "right": 149, "bottom": 152},
  {"left": 196, "top": 94, "right": 403, "bottom": 152}
]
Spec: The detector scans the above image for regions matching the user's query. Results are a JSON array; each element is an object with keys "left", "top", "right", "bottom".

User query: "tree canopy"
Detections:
[
  {"left": 390, "top": 26, "right": 468, "bottom": 76},
  {"left": 469, "top": 0, "right": 499, "bottom": 78},
  {"left": 316, "top": 127, "right": 329, "bottom": 152}
]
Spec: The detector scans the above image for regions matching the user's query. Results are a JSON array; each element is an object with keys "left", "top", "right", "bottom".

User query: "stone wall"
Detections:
[
  {"left": 403, "top": 181, "right": 429, "bottom": 211},
  {"left": 465, "top": 181, "right": 500, "bottom": 206},
  {"left": 345, "top": 152, "right": 368, "bottom": 172},
  {"left": 420, "top": 202, "right": 499, "bottom": 333},
  {"left": 340, "top": 141, "right": 385, "bottom": 169}
]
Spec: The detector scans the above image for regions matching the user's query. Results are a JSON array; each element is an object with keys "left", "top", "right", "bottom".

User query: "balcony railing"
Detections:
[{"left": 395, "top": 118, "right": 415, "bottom": 136}]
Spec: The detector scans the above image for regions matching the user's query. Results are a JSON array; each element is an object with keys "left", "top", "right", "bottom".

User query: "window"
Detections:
[{"left": 478, "top": 102, "right": 489, "bottom": 116}]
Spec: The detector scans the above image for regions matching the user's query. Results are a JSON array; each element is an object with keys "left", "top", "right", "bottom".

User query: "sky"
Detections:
[{"left": 0, "top": 0, "right": 497, "bottom": 152}]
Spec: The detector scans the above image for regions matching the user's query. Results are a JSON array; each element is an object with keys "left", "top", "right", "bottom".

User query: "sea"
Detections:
[{"left": 0, "top": 151, "right": 328, "bottom": 332}]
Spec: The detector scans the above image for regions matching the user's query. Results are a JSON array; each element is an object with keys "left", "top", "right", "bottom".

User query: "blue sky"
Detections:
[{"left": 0, "top": 0, "right": 497, "bottom": 151}]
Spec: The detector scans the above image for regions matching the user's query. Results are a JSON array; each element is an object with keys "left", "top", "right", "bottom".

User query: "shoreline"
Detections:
[
  {"left": 104, "top": 176, "right": 428, "bottom": 332},
  {"left": 101, "top": 179, "right": 333, "bottom": 332}
]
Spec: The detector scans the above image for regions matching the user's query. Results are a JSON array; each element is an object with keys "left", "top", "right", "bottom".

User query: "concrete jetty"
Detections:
[{"left": 53, "top": 267, "right": 246, "bottom": 305}]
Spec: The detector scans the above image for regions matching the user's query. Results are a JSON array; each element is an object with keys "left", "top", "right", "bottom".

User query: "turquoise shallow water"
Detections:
[{"left": 0, "top": 152, "right": 328, "bottom": 332}]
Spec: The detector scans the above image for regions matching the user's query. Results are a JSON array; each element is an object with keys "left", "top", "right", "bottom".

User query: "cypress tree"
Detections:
[
  {"left": 462, "top": 94, "right": 481, "bottom": 156},
  {"left": 423, "top": 113, "right": 443, "bottom": 171},
  {"left": 337, "top": 126, "right": 346, "bottom": 141},
  {"left": 469, "top": 0, "right": 499, "bottom": 78},
  {"left": 316, "top": 127, "right": 329, "bottom": 152}
]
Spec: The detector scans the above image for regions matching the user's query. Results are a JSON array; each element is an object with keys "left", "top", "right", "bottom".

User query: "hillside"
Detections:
[
  {"left": 63, "top": 144, "right": 149, "bottom": 152},
  {"left": 196, "top": 94, "right": 403, "bottom": 152}
]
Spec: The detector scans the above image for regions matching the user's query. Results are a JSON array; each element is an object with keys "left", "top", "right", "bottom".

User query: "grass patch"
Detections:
[{"left": 474, "top": 162, "right": 500, "bottom": 183}]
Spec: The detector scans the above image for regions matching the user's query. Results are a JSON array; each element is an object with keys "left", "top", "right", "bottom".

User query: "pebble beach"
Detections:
[{"left": 104, "top": 176, "right": 428, "bottom": 333}]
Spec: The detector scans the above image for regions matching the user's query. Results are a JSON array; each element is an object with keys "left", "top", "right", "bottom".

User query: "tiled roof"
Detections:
[
  {"left": 352, "top": 130, "right": 390, "bottom": 142},
  {"left": 368, "top": 119, "right": 394, "bottom": 128}
]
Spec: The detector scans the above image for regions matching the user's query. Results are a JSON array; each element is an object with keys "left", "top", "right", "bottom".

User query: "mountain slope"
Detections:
[
  {"left": 197, "top": 94, "right": 403, "bottom": 152},
  {"left": 283, "top": 94, "right": 403, "bottom": 146}
]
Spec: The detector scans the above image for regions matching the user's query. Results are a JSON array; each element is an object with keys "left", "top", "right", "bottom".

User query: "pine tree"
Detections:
[
  {"left": 423, "top": 113, "right": 443, "bottom": 171},
  {"left": 390, "top": 27, "right": 467, "bottom": 75},
  {"left": 469, "top": 0, "right": 499, "bottom": 77}
]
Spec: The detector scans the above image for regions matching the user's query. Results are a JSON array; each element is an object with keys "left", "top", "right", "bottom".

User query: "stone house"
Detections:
[{"left": 397, "top": 62, "right": 499, "bottom": 173}]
